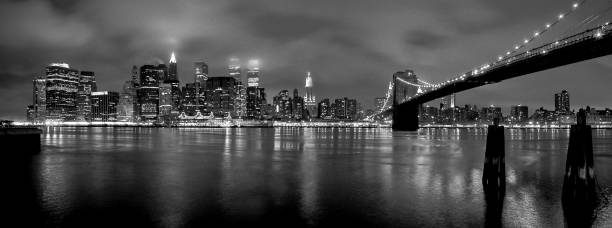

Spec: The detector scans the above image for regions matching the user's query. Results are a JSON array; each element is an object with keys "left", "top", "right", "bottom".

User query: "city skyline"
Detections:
[{"left": 2, "top": 0, "right": 612, "bottom": 120}]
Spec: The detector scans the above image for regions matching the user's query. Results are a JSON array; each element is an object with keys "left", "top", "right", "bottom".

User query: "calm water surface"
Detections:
[{"left": 24, "top": 127, "right": 612, "bottom": 227}]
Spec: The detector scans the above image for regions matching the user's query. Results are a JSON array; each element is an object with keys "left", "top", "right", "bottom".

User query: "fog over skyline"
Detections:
[{"left": 1, "top": 0, "right": 612, "bottom": 120}]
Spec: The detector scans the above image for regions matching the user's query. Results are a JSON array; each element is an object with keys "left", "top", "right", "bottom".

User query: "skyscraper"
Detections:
[
  {"left": 273, "top": 90, "right": 292, "bottom": 120},
  {"left": 45, "top": 63, "right": 79, "bottom": 121},
  {"left": 229, "top": 58, "right": 246, "bottom": 118},
  {"left": 318, "top": 98, "right": 332, "bottom": 119},
  {"left": 292, "top": 88, "right": 304, "bottom": 120},
  {"left": 246, "top": 59, "right": 265, "bottom": 119},
  {"left": 246, "top": 59, "right": 260, "bottom": 88},
  {"left": 118, "top": 80, "right": 136, "bottom": 122},
  {"left": 32, "top": 75, "right": 46, "bottom": 122},
  {"left": 204, "top": 76, "right": 236, "bottom": 117},
  {"left": 440, "top": 93, "right": 455, "bottom": 110},
  {"left": 194, "top": 61, "right": 209, "bottom": 112},
  {"left": 76, "top": 71, "right": 97, "bottom": 121},
  {"left": 555, "top": 90, "right": 570, "bottom": 114},
  {"left": 91, "top": 91, "right": 119, "bottom": 121},
  {"left": 510, "top": 105, "right": 529, "bottom": 122},
  {"left": 303, "top": 72, "right": 317, "bottom": 118},
  {"left": 167, "top": 52, "right": 181, "bottom": 112},
  {"left": 137, "top": 65, "right": 162, "bottom": 121}
]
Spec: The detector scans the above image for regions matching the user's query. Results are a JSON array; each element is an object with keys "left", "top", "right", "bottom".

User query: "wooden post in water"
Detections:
[
  {"left": 482, "top": 118, "right": 506, "bottom": 194},
  {"left": 562, "top": 109, "right": 596, "bottom": 203},
  {"left": 482, "top": 118, "right": 505, "bottom": 227},
  {"left": 562, "top": 109, "right": 597, "bottom": 226}
]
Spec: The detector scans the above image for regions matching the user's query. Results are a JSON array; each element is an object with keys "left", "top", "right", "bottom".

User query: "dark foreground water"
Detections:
[{"left": 9, "top": 127, "right": 612, "bottom": 227}]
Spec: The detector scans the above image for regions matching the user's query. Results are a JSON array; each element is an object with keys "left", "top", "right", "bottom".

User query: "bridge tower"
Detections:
[{"left": 392, "top": 70, "right": 419, "bottom": 131}]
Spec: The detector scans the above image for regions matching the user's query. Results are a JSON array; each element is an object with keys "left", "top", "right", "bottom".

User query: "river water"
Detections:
[{"left": 20, "top": 127, "right": 612, "bottom": 227}]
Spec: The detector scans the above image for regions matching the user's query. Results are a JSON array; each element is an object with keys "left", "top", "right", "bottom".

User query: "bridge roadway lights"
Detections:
[
  {"left": 392, "top": 104, "right": 419, "bottom": 131},
  {"left": 562, "top": 109, "right": 598, "bottom": 226}
]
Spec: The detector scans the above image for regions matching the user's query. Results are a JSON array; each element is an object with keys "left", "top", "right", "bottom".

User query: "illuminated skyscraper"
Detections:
[
  {"left": 246, "top": 59, "right": 265, "bottom": 119},
  {"left": 168, "top": 53, "right": 178, "bottom": 81},
  {"left": 91, "top": 91, "right": 119, "bottom": 121},
  {"left": 137, "top": 65, "right": 162, "bottom": 121},
  {"left": 76, "top": 71, "right": 97, "bottom": 121},
  {"left": 246, "top": 59, "right": 260, "bottom": 88},
  {"left": 292, "top": 88, "right": 304, "bottom": 120},
  {"left": 440, "top": 94, "right": 456, "bottom": 110},
  {"left": 45, "top": 63, "right": 80, "bottom": 121},
  {"left": 510, "top": 105, "right": 529, "bottom": 122},
  {"left": 555, "top": 90, "right": 570, "bottom": 114},
  {"left": 229, "top": 58, "right": 246, "bottom": 118},
  {"left": 32, "top": 75, "right": 46, "bottom": 122},
  {"left": 118, "top": 80, "right": 136, "bottom": 122},
  {"left": 303, "top": 72, "right": 317, "bottom": 118},
  {"left": 204, "top": 76, "right": 236, "bottom": 117},
  {"left": 194, "top": 61, "right": 209, "bottom": 112}
]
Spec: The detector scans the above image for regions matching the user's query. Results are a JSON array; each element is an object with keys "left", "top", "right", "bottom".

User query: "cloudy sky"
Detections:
[{"left": 1, "top": 0, "right": 611, "bottom": 120}]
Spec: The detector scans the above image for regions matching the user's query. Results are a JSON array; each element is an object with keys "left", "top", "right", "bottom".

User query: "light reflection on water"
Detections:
[{"left": 33, "top": 127, "right": 612, "bottom": 227}]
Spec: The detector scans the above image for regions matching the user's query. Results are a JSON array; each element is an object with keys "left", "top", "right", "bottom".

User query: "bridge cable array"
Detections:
[{"left": 497, "top": 0, "right": 588, "bottom": 62}]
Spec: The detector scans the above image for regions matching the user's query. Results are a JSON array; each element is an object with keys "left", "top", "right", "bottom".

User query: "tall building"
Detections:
[
  {"left": 229, "top": 58, "right": 246, "bottom": 118},
  {"left": 510, "top": 105, "right": 529, "bottom": 122},
  {"left": 246, "top": 59, "right": 265, "bottom": 119},
  {"left": 137, "top": 65, "right": 162, "bottom": 121},
  {"left": 76, "top": 71, "right": 97, "bottom": 121},
  {"left": 346, "top": 98, "right": 358, "bottom": 120},
  {"left": 131, "top": 65, "right": 139, "bottom": 85},
  {"left": 246, "top": 59, "right": 260, "bottom": 87},
  {"left": 334, "top": 98, "right": 347, "bottom": 120},
  {"left": 303, "top": 72, "right": 317, "bottom": 118},
  {"left": 273, "top": 90, "right": 292, "bottom": 120},
  {"left": 158, "top": 84, "right": 173, "bottom": 118},
  {"left": 440, "top": 94, "right": 455, "bottom": 110},
  {"left": 118, "top": 80, "right": 136, "bottom": 122},
  {"left": 481, "top": 105, "right": 503, "bottom": 122},
  {"left": 318, "top": 98, "right": 332, "bottom": 120},
  {"left": 204, "top": 76, "right": 236, "bottom": 117},
  {"left": 194, "top": 61, "right": 209, "bottom": 112},
  {"left": 181, "top": 83, "right": 198, "bottom": 116},
  {"left": 91, "top": 91, "right": 119, "bottom": 121},
  {"left": 167, "top": 52, "right": 181, "bottom": 112},
  {"left": 45, "top": 63, "right": 80, "bottom": 121},
  {"left": 292, "top": 88, "right": 304, "bottom": 120},
  {"left": 32, "top": 75, "right": 46, "bottom": 122},
  {"left": 555, "top": 90, "right": 570, "bottom": 114}
]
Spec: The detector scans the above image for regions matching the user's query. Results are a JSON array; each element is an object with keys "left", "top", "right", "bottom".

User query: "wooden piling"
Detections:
[{"left": 483, "top": 118, "right": 506, "bottom": 193}]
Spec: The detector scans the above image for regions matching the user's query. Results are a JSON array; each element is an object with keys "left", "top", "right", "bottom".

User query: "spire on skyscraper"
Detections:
[{"left": 170, "top": 52, "right": 176, "bottom": 63}]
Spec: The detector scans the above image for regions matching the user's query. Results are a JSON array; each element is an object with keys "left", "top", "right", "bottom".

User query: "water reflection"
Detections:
[{"left": 27, "top": 127, "right": 612, "bottom": 226}]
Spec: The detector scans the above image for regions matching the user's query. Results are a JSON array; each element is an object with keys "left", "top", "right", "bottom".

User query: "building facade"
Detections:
[
  {"left": 91, "top": 91, "right": 119, "bottom": 121},
  {"left": 45, "top": 63, "right": 80, "bottom": 121}
]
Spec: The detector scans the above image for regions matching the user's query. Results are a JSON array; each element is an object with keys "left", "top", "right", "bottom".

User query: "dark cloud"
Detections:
[
  {"left": 404, "top": 30, "right": 449, "bottom": 49},
  {"left": 1, "top": 0, "right": 612, "bottom": 120}
]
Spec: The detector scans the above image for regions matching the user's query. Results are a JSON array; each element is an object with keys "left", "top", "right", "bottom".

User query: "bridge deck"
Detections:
[{"left": 393, "top": 24, "right": 612, "bottom": 110}]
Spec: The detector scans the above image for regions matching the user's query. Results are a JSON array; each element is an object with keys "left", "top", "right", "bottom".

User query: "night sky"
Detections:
[{"left": 1, "top": 0, "right": 611, "bottom": 120}]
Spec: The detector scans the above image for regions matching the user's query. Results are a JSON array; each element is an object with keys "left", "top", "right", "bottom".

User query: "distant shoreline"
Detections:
[{"left": 7, "top": 121, "right": 612, "bottom": 129}]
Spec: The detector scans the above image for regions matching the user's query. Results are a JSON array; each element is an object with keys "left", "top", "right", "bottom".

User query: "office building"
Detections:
[
  {"left": 137, "top": 65, "right": 162, "bottom": 120},
  {"left": 510, "top": 105, "right": 529, "bottom": 122},
  {"left": 76, "top": 71, "right": 97, "bottom": 121},
  {"left": 45, "top": 63, "right": 80, "bottom": 121},
  {"left": 91, "top": 91, "right": 119, "bottom": 121},
  {"left": 303, "top": 72, "right": 317, "bottom": 118},
  {"left": 555, "top": 90, "right": 570, "bottom": 114}
]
